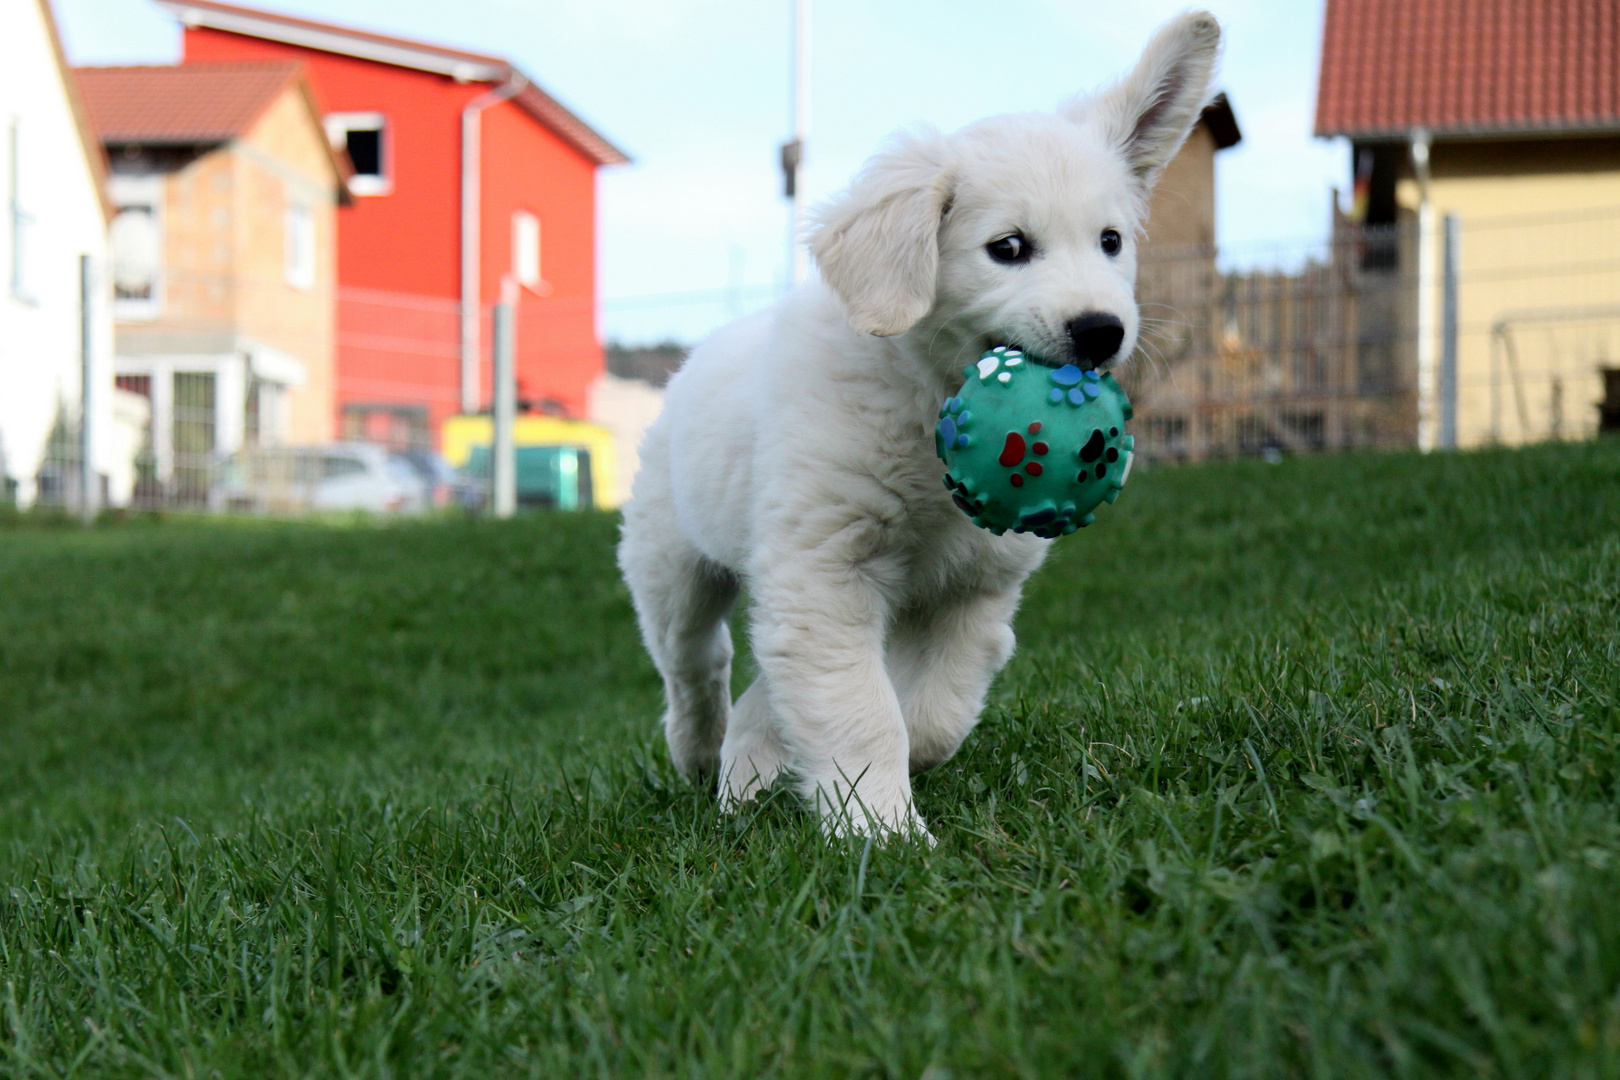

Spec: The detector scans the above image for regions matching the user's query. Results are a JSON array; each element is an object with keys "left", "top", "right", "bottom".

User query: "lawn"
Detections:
[{"left": 2, "top": 440, "right": 1619, "bottom": 1078}]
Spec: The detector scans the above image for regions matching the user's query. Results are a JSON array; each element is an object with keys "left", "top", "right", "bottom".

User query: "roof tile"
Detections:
[
  {"left": 75, "top": 62, "right": 302, "bottom": 144},
  {"left": 1316, "top": 0, "right": 1620, "bottom": 138},
  {"left": 157, "top": 0, "right": 629, "bottom": 166}
]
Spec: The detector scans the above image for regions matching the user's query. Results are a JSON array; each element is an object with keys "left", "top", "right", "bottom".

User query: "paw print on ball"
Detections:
[
  {"left": 1046, "top": 364, "right": 1105, "bottom": 407},
  {"left": 996, "top": 421, "right": 1049, "bottom": 489},
  {"left": 1074, "top": 424, "right": 1123, "bottom": 482},
  {"left": 935, "top": 395, "right": 976, "bottom": 457},
  {"left": 974, "top": 345, "right": 1026, "bottom": 386}
]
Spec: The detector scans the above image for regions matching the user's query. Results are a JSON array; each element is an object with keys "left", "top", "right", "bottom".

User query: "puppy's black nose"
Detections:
[{"left": 1066, "top": 312, "right": 1125, "bottom": 367}]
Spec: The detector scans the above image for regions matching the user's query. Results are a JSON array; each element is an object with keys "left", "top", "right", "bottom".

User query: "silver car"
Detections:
[{"left": 218, "top": 443, "right": 428, "bottom": 514}]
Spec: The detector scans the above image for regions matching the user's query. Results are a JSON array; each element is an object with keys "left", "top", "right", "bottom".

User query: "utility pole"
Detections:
[
  {"left": 78, "top": 254, "right": 97, "bottom": 523},
  {"left": 779, "top": 0, "right": 811, "bottom": 286},
  {"left": 1439, "top": 213, "right": 1460, "bottom": 450},
  {"left": 460, "top": 73, "right": 526, "bottom": 416},
  {"left": 1411, "top": 128, "right": 1436, "bottom": 451}
]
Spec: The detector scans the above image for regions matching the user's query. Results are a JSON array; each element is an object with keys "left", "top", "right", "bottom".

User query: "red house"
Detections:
[{"left": 157, "top": 0, "right": 629, "bottom": 450}]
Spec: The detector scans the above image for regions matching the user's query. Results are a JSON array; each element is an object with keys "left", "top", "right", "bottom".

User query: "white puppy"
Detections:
[{"left": 620, "top": 13, "right": 1221, "bottom": 838}]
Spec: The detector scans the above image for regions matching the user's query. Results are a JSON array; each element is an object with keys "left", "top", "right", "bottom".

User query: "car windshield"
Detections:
[
  {"left": 323, "top": 454, "right": 368, "bottom": 479},
  {"left": 223, "top": 448, "right": 321, "bottom": 486}
]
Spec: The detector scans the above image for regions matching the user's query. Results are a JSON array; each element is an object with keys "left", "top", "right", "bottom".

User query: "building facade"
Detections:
[
  {"left": 77, "top": 61, "right": 346, "bottom": 503},
  {"left": 1317, "top": 0, "right": 1620, "bottom": 449},
  {"left": 0, "top": 0, "right": 121, "bottom": 509},
  {"left": 1123, "top": 96, "right": 1264, "bottom": 459},
  {"left": 159, "top": 0, "right": 629, "bottom": 451}
]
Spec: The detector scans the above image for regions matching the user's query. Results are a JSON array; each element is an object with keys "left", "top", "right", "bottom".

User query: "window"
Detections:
[
  {"left": 108, "top": 174, "right": 164, "bottom": 319},
  {"left": 172, "top": 372, "right": 217, "bottom": 505},
  {"left": 512, "top": 211, "right": 542, "bottom": 289},
  {"left": 322, "top": 453, "right": 367, "bottom": 480},
  {"left": 324, "top": 113, "right": 389, "bottom": 196},
  {"left": 8, "top": 118, "right": 35, "bottom": 302},
  {"left": 284, "top": 201, "right": 315, "bottom": 289},
  {"left": 245, "top": 379, "right": 288, "bottom": 447}
]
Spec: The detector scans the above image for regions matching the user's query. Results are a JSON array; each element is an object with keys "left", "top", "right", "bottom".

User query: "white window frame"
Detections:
[
  {"left": 284, "top": 200, "right": 316, "bottom": 290},
  {"left": 512, "top": 210, "right": 542, "bottom": 290},
  {"left": 324, "top": 112, "right": 391, "bottom": 197},
  {"left": 108, "top": 173, "right": 166, "bottom": 321}
]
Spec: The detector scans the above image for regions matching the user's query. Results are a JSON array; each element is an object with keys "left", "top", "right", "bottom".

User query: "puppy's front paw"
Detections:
[
  {"left": 717, "top": 755, "right": 788, "bottom": 810},
  {"left": 819, "top": 802, "right": 936, "bottom": 847}
]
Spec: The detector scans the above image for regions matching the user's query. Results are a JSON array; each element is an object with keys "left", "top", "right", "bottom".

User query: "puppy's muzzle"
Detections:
[{"left": 1066, "top": 312, "right": 1125, "bottom": 367}]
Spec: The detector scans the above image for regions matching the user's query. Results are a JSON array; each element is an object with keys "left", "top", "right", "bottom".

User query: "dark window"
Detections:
[
  {"left": 1355, "top": 144, "right": 1405, "bottom": 271},
  {"left": 346, "top": 127, "right": 382, "bottom": 177},
  {"left": 1600, "top": 367, "right": 1620, "bottom": 433}
]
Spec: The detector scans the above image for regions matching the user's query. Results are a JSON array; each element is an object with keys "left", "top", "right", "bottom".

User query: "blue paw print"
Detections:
[
  {"left": 935, "top": 396, "right": 974, "bottom": 459},
  {"left": 1045, "top": 365, "right": 1103, "bottom": 406}
]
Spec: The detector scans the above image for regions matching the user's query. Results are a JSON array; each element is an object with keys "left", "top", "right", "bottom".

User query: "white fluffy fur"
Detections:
[{"left": 619, "top": 13, "right": 1220, "bottom": 839}]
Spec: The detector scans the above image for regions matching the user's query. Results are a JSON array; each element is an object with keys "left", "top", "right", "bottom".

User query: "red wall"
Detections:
[
  {"left": 185, "top": 26, "right": 604, "bottom": 437},
  {"left": 480, "top": 100, "right": 600, "bottom": 417}
]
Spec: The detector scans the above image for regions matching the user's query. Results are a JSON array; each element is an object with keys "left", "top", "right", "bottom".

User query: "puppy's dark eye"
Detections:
[
  {"left": 986, "top": 233, "right": 1032, "bottom": 265},
  {"left": 1100, "top": 228, "right": 1122, "bottom": 256}
]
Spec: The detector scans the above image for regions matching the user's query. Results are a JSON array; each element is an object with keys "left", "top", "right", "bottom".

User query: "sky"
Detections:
[{"left": 54, "top": 0, "right": 1348, "bottom": 345}]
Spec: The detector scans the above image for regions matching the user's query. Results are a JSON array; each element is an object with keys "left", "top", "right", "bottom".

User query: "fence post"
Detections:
[
  {"left": 78, "top": 253, "right": 97, "bottom": 523},
  {"left": 1439, "top": 214, "right": 1460, "bottom": 450},
  {"left": 491, "top": 297, "right": 516, "bottom": 519}
]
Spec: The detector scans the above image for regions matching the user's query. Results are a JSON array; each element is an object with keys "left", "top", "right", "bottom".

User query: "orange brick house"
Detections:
[{"left": 76, "top": 62, "right": 348, "bottom": 501}]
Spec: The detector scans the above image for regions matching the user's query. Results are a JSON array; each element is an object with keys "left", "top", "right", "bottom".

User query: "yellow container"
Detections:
[{"left": 440, "top": 414, "right": 622, "bottom": 509}]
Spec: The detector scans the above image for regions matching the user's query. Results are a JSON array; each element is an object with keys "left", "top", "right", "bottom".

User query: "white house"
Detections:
[{"left": 0, "top": 0, "right": 131, "bottom": 510}]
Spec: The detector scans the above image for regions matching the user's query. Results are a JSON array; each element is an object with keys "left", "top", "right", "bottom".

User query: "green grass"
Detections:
[{"left": 3, "top": 441, "right": 1620, "bottom": 1078}]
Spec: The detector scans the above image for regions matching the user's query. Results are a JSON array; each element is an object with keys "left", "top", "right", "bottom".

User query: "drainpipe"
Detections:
[
  {"left": 460, "top": 70, "right": 527, "bottom": 415},
  {"left": 1410, "top": 128, "right": 1435, "bottom": 451}
]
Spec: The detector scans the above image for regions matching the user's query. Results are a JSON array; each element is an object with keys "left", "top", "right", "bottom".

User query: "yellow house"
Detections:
[
  {"left": 76, "top": 62, "right": 348, "bottom": 503},
  {"left": 1316, "top": 0, "right": 1620, "bottom": 449}
]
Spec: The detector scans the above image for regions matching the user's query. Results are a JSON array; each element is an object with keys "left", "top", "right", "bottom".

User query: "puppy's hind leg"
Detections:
[{"left": 620, "top": 493, "right": 739, "bottom": 783}]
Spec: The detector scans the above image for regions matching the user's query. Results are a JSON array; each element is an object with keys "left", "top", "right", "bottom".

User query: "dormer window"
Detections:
[{"left": 324, "top": 113, "right": 390, "bottom": 196}]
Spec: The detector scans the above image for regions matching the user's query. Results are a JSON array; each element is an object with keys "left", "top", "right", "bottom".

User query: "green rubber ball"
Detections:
[{"left": 935, "top": 346, "right": 1135, "bottom": 539}]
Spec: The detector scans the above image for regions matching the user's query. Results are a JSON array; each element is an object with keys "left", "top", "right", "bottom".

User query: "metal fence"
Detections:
[
  {"left": 10, "top": 206, "right": 1620, "bottom": 518},
  {"left": 1124, "top": 207, "right": 1620, "bottom": 461},
  {"left": 9, "top": 270, "right": 538, "bottom": 517},
  {"left": 1125, "top": 224, "right": 1418, "bottom": 461}
]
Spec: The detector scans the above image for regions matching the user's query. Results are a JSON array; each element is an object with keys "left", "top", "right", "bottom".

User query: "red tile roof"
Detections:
[
  {"left": 1316, "top": 0, "right": 1620, "bottom": 139},
  {"left": 75, "top": 62, "right": 303, "bottom": 144},
  {"left": 154, "top": 0, "right": 630, "bottom": 166}
]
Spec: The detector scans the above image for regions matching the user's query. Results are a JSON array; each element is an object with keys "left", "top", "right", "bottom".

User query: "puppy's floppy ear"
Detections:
[
  {"left": 1067, "top": 11, "right": 1221, "bottom": 189},
  {"left": 809, "top": 130, "right": 953, "bottom": 337}
]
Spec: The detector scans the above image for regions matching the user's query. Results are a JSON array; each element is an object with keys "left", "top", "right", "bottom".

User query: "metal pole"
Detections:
[
  {"left": 1410, "top": 129, "right": 1435, "bottom": 451},
  {"left": 461, "top": 73, "right": 526, "bottom": 415},
  {"left": 1489, "top": 330, "right": 1500, "bottom": 443},
  {"left": 491, "top": 293, "right": 516, "bottom": 518},
  {"left": 1439, "top": 213, "right": 1459, "bottom": 449},
  {"left": 791, "top": 0, "right": 811, "bottom": 285},
  {"left": 460, "top": 105, "right": 482, "bottom": 416},
  {"left": 78, "top": 253, "right": 97, "bottom": 522}
]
